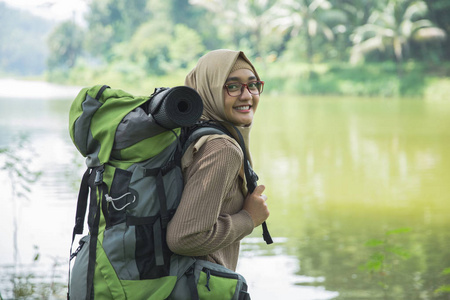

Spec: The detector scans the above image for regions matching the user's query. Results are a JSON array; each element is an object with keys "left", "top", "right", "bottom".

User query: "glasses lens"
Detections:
[
  {"left": 248, "top": 82, "right": 262, "bottom": 94},
  {"left": 227, "top": 83, "right": 242, "bottom": 96},
  {"left": 225, "top": 81, "right": 264, "bottom": 96}
]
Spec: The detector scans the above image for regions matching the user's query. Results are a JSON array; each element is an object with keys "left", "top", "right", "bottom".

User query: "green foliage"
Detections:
[
  {"left": 261, "top": 59, "right": 430, "bottom": 97},
  {"left": 47, "top": 21, "right": 84, "bottom": 71},
  {"left": 435, "top": 267, "right": 450, "bottom": 295},
  {"left": 350, "top": 0, "right": 446, "bottom": 65},
  {"left": 359, "top": 227, "right": 412, "bottom": 294},
  {"left": 127, "top": 20, "right": 173, "bottom": 75},
  {"left": 10, "top": 273, "right": 36, "bottom": 299},
  {"left": 1, "top": 0, "right": 448, "bottom": 97},
  {"left": 169, "top": 25, "right": 206, "bottom": 69},
  {"left": 84, "top": 0, "right": 149, "bottom": 58}
]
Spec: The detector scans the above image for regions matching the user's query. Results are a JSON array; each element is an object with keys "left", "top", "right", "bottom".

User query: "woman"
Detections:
[{"left": 166, "top": 49, "right": 270, "bottom": 272}]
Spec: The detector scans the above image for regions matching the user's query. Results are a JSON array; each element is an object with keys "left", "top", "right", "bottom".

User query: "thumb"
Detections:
[{"left": 253, "top": 185, "right": 265, "bottom": 196}]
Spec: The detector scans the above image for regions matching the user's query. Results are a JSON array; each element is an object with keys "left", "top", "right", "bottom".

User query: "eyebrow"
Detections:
[{"left": 225, "top": 76, "right": 257, "bottom": 83}]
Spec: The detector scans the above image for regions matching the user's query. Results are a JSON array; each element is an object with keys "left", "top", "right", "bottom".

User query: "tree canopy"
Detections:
[{"left": 0, "top": 0, "right": 448, "bottom": 81}]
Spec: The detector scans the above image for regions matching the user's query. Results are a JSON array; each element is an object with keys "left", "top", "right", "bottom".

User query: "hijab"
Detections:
[{"left": 184, "top": 49, "right": 260, "bottom": 166}]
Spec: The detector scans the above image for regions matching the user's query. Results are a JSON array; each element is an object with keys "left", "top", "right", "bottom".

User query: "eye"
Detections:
[
  {"left": 247, "top": 82, "right": 257, "bottom": 89},
  {"left": 248, "top": 81, "right": 261, "bottom": 91},
  {"left": 226, "top": 83, "right": 241, "bottom": 91}
]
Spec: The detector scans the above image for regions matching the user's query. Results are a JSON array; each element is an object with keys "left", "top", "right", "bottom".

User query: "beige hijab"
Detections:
[
  {"left": 184, "top": 49, "right": 260, "bottom": 193},
  {"left": 185, "top": 49, "right": 260, "bottom": 161}
]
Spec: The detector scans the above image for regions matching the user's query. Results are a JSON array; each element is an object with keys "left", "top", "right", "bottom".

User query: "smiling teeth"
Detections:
[{"left": 235, "top": 106, "right": 250, "bottom": 110}]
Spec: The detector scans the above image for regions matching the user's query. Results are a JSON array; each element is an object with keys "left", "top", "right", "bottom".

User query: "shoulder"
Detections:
[
  {"left": 197, "top": 136, "right": 243, "bottom": 160},
  {"left": 182, "top": 134, "right": 243, "bottom": 171}
]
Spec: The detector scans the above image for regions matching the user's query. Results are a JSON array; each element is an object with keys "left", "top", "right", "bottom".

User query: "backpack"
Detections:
[{"left": 67, "top": 85, "right": 272, "bottom": 300}]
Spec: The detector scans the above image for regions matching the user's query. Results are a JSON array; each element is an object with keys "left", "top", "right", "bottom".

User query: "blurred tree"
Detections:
[
  {"left": 47, "top": 21, "right": 84, "bottom": 70},
  {"left": 350, "top": 0, "right": 446, "bottom": 67},
  {"left": 190, "top": 0, "right": 280, "bottom": 58},
  {"left": 422, "top": 0, "right": 450, "bottom": 61},
  {"left": 127, "top": 20, "right": 172, "bottom": 75},
  {"left": 169, "top": 0, "right": 222, "bottom": 51},
  {"left": 270, "top": 0, "right": 340, "bottom": 64},
  {"left": 328, "top": 0, "right": 383, "bottom": 61},
  {"left": 84, "top": 0, "right": 149, "bottom": 60},
  {"left": 168, "top": 24, "right": 205, "bottom": 69}
]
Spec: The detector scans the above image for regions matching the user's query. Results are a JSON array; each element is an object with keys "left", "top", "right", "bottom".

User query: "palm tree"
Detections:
[
  {"left": 350, "top": 0, "right": 446, "bottom": 67},
  {"left": 422, "top": 0, "right": 450, "bottom": 60},
  {"left": 269, "top": 0, "right": 336, "bottom": 64},
  {"left": 190, "top": 0, "right": 279, "bottom": 58}
]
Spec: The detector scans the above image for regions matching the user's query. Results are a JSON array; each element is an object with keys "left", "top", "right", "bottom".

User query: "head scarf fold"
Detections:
[{"left": 185, "top": 49, "right": 260, "bottom": 165}]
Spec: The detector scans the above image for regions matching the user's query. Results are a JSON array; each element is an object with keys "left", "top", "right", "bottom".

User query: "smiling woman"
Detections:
[{"left": 167, "top": 50, "right": 271, "bottom": 296}]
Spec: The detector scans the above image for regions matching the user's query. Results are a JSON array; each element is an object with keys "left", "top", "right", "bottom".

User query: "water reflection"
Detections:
[
  {"left": 239, "top": 237, "right": 339, "bottom": 299},
  {"left": 251, "top": 96, "right": 450, "bottom": 299}
]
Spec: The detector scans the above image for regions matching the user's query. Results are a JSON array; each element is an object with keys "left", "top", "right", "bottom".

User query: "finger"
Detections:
[
  {"left": 261, "top": 194, "right": 268, "bottom": 202},
  {"left": 253, "top": 185, "right": 265, "bottom": 196}
]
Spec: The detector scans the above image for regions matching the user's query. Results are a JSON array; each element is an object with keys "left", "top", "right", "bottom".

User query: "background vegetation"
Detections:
[{"left": 1, "top": 0, "right": 449, "bottom": 98}]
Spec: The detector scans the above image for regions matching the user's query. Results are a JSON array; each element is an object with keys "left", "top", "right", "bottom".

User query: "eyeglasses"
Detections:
[{"left": 223, "top": 81, "right": 264, "bottom": 97}]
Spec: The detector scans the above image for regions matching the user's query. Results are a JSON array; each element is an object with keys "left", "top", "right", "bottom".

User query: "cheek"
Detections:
[
  {"left": 223, "top": 96, "right": 234, "bottom": 114},
  {"left": 252, "top": 97, "right": 260, "bottom": 112}
]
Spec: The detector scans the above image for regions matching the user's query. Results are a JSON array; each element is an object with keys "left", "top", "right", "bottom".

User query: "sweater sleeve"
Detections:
[{"left": 166, "top": 138, "right": 254, "bottom": 256}]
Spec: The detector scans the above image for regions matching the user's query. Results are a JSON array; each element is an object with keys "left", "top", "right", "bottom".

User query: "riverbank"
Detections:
[
  {"left": 262, "top": 61, "right": 450, "bottom": 100},
  {"left": 2, "top": 60, "right": 449, "bottom": 100}
]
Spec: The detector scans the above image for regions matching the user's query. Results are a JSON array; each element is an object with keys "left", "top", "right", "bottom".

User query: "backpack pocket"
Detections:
[
  {"left": 198, "top": 267, "right": 239, "bottom": 299},
  {"left": 194, "top": 260, "right": 250, "bottom": 300},
  {"left": 69, "top": 235, "right": 90, "bottom": 300},
  {"left": 168, "top": 257, "right": 250, "bottom": 300}
]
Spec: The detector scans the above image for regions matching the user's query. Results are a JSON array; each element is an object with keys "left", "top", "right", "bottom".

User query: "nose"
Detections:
[{"left": 239, "top": 85, "right": 253, "bottom": 100}]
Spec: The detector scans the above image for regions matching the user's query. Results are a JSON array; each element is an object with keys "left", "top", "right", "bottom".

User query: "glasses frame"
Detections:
[{"left": 223, "top": 81, "right": 265, "bottom": 97}]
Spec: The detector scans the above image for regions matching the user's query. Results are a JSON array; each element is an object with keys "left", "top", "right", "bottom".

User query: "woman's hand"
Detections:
[{"left": 243, "top": 185, "right": 270, "bottom": 227}]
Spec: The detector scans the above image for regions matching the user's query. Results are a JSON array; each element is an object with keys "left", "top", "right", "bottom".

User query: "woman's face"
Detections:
[{"left": 223, "top": 69, "right": 260, "bottom": 126}]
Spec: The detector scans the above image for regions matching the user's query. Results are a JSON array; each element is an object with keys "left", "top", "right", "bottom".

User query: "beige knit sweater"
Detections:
[{"left": 166, "top": 137, "right": 254, "bottom": 271}]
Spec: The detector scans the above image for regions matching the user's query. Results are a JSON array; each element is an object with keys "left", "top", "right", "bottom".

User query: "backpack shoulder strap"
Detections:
[
  {"left": 182, "top": 121, "right": 273, "bottom": 245},
  {"left": 226, "top": 124, "right": 273, "bottom": 245},
  {"left": 181, "top": 121, "right": 232, "bottom": 154}
]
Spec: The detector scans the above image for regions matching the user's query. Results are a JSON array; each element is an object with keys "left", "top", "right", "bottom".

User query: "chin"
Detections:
[{"left": 236, "top": 120, "right": 252, "bottom": 127}]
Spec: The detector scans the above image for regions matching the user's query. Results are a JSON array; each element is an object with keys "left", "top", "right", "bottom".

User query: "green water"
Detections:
[
  {"left": 1, "top": 93, "right": 449, "bottom": 299},
  {"left": 249, "top": 96, "right": 450, "bottom": 299}
]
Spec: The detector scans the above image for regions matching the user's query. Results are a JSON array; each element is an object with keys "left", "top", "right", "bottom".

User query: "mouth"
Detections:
[{"left": 233, "top": 105, "right": 252, "bottom": 111}]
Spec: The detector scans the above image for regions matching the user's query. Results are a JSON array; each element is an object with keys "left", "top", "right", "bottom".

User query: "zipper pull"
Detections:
[{"left": 205, "top": 269, "right": 211, "bottom": 291}]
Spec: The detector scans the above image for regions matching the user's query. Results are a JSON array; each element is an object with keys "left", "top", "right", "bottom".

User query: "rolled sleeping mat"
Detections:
[{"left": 147, "top": 86, "right": 203, "bottom": 129}]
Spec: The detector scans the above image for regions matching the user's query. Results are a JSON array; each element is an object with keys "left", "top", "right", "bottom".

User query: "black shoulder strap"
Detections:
[
  {"left": 227, "top": 125, "right": 273, "bottom": 245},
  {"left": 183, "top": 122, "right": 273, "bottom": 245},
  {"left": 181, "top": 122, "right": 231, "bottom": 155}
]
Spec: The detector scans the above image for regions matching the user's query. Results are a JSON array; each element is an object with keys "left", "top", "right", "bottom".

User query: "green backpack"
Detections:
[{"left": 68, "top": 85, "right": 272, "bottom": 300}]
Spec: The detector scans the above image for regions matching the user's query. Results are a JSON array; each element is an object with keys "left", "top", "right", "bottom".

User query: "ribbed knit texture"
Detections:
[
  {"left": 229, "top": 56, "right": 253, "bottom": 73},
  {"left": 166, "top": 138, "right": 254, "bottom": 271}
]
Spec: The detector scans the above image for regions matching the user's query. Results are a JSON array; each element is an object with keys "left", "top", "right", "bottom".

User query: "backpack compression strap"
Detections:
[{"left": 68, "top": 166, "right": 107, "bottom": 300}]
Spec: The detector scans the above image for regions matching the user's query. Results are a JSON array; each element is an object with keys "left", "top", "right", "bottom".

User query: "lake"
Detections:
[{"left": 0, "top": 80, "right": 449, "bottom": 299}]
